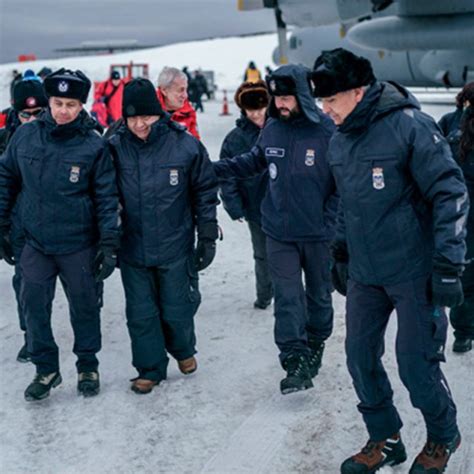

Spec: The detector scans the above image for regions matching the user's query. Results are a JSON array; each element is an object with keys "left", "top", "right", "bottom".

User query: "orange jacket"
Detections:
[
  {"left": 94, "top": 79, "right": 125, "bottom": 123},
  {"left": 157, "top": 88, "right": 200, "bottom": 140}
]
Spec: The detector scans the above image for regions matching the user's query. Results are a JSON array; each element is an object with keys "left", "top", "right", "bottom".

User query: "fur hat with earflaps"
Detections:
[
  {"left": 234, "top": 80, "right": 270, "bottom": 111},
  {"left": 311, "top": 48, "right": 375, "bottom": 98}
]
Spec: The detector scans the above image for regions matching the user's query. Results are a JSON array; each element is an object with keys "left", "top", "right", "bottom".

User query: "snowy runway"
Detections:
[{"left": 0, "top": 98, "right": 472, "bottom": 474}]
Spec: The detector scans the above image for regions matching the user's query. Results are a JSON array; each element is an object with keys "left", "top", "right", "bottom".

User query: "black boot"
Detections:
[
  {"left": 24, "top": 372, "right": 62, "bottom": 401},
  {"left": 253, "top": 299, "right": 271, "bottom": 310},
  {"left": 409, "top": 431, "right": 461, "bottom": 473},
  {"left": 280, "top": 353, "right": 313, "bottom": 395},
  {"left": 453, "top": 337, "right": 472, "bottom": 353},
  {"left": 308, "top": 338, "right": 325, "bottom": 378},
  {"left": 17, "top": 343, "right": 31, "bottom": 363},
  {"left": 77, "top": 371, "right": 100, "bottom": 397},
  {"left": 341, "top": 433, "right": 407, "bottom": 473}
]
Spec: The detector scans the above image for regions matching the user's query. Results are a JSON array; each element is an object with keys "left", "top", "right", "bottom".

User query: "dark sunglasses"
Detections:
[{"left": 19, "top": 108, "right": 43, "bottom": 119}]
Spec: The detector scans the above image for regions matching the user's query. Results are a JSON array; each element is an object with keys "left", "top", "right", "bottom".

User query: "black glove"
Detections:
[
  {"left": 331, "top": 262, "right": 348, "bottom": 296},
  {"left": 431, "top": 272, "right": 464, "bottom": 308},
  {"left": 194, "top": 222, "right": 218, "bottom": 272},
  {"left": 0, "top": 232, "right": 15, "bottom": 266},
  {"left": 330, "top": 240, "right": 349, "bottom": 296},
  {"left": 93, "top": 247, "right": 117, "bottom": 282}
]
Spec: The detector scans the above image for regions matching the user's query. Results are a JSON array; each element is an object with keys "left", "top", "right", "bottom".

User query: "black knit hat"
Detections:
[
  {"left": 44, "top": 68, "right": 91, "bottom": 103},
  {"left": 122, "top": 78, "right": 163, "bottom": 118},
  {"left": 13, "top": 74, "right": 48, "bottom": 111},
  {"left": 111, "top": 70, "right": 120, "bottom": 80},
  {"left": 265, "top": 74, "right": 297, "bottom": 96},
  {"left": 234, "top": 80, "right": 270, "bottom": 110},
  {"left": 311, "top": 48, "right": 375, "bottom": 98}
]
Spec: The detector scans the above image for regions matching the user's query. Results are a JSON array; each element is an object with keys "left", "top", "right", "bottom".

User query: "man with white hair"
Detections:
[{"left": 157, "top": 66, "right": 200, "bottom": 139}]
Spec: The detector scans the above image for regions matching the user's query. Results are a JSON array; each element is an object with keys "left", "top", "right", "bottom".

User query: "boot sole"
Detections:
[
  {"left": 25, "top": 374, "right": 62, "bottom": 402},
  {"left": 17, "top": 356, "right": 32, "bottom": 364},
  {"left": 280, "top": 379, "right": 313, "bottom": 395}
]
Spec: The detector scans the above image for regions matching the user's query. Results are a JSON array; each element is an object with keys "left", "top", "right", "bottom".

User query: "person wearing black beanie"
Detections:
[
  {"left": 312, "top": 48, "right": 465, "bottom": 474},
  {"left": 109, "top": 76, "right": 218, "bottom": 394}
]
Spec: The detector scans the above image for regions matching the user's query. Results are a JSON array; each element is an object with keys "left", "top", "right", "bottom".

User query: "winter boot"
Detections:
[
  {"left": 24, "top": 372, "right": 62, "bottom": 401},
  {"left": 307, "top": 337, "right": 325, "bottom": 378},
  {"left": 452, "top": 336, "right": 472, "bottom": 353},
  {"left": 253, "top": 299, "right": 271, "bottom": 310},
  {"left": 77, "top": 371, "right": 100, "bottom": 397},
  {"left": 340, "top": 433, "right": 407, "bottom": 473},
  {"left": 130, "top": 377, "right": 160, "bottom": 394},
  {"left": 17, "top": 343, "right": 31, "bottom": 363},
  {"left": 409, "top": 431, "right": 461, "bottom": 473},
  {"left": 280, "top": 353, "right": 313, "bottom": 395},
  {"left": 178, "top": 356, "right": 197, "bottom": 375}
]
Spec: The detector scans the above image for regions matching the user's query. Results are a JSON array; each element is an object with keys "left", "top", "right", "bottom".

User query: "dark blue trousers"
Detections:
[
  {"left": 345, "top": 276, "right": 458, "bottom": 443},
  {"left": 120, "top": 255, "right": 201, "bottom": 382},
  {"left": 20, "top": 244, "right": 103, "bottom": 374},
  {"left": 266, "top": 237, "right": 333, "bottom": 363},
  {"left": 247, "top": 221, "right": 273, "bottom": 304}
]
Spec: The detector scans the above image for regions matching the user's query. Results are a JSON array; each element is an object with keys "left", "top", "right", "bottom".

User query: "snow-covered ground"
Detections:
[{"left": 0, "top": 36, "right": 472, "bottom": 474}]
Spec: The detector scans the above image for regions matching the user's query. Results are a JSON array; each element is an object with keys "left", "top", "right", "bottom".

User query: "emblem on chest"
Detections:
[
  {"left": 304, "top": 149, "right": 315, "bottom": 167},
  {"left": 372, "top": 167, "right": 385, "bottom": 190},
  {"left": 169, "top": 169, "right": 179, "bottom": 186},
  {"left": 69, "top": 166, "right": 81, "bottom": 183}
]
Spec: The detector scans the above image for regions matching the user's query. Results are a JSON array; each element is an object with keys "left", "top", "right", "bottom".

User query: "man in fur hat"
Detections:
[
  {"left": 0, "top": 68, "right": 120, "bottom": 401},
  {"left": 312, "top": 48, "right": 467, "bottom": 474},
  {"left": 219, "top": 80, "right": 273, "bottom": 310},
  {"left": 214, "top": 65, "right": 338, "bottom": 395}
]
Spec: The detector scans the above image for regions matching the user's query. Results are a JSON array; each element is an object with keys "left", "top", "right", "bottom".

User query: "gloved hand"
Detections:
[
  {"left": 194, "top": 221, "right": 218, "bottom": 272},
  {"left": 93, "top": 247, "right": 117, "bottom": 282},
  {"left": 331, "top": 261, "right": 348, "bottom": 296},
  {"left": 194, "top": 239, "right": 216, "bottom": 271},
  {"left": 330, "top": 240, "right": 349, "bottom": 296},
  {"left": 0, "top": 232, "right": 15, "bottom": 266},
  {"left": 431, "top": 272, "right": 464, "bottom": 308}
]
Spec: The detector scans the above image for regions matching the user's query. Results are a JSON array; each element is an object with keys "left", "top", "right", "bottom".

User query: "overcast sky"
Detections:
[{"left": 0, "top": 0, "right": 275, "bottom": 64}]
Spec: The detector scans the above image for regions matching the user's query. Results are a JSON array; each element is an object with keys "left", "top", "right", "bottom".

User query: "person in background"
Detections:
[
  {"left": 93, "top": 70, "right": 125, "bottom": 127},
  {"left": 243, "top": 61, "right": 262, "bottom": 83},
  {"left": 313, "top": 48, "right": 467, "bottom": 474},
  {"left": 157, "top": 66, "right": 200, "bottom": 139},
  {"left": 0, "top": 68, "right": 120, "bottom": 402},
  {"left": 219, "top": 80, "right": 273, "bottom": 310},
  {"left": 438, "top": 81, "right": 474, "bottom": 353},
  {"left": 0, "top": 70, "right": 49, "bottom": 364},
  {"left": 108, "top": 78, "right": 218, "bottom": 395},
  {"left": 214, "top": 64, "right": 337, "bottom": 396}
]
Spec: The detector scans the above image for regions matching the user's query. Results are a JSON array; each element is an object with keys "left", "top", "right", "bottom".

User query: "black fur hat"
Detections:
[
  {"left": 234, "top": 80, "right": 270, "bottom": 110},
  {"left": 311, "top": 48, "right": 375, "bottom": 97},
  {"left": 265, "top": 74, "right": 297, "bottom": 96},
  {"left": 122, "top": 78, "right": 163, "bottom": 118},
  {"left": 44, "top": 68, "right": 91, "bottom": 103}
]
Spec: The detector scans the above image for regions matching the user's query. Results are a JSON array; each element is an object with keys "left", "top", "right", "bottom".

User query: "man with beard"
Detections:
[
  {"left": 0, "top": 68, "right": 120, "bottom": 401},
  {"left": 214, "top": 64, "right": 337, "bottom": 395}
]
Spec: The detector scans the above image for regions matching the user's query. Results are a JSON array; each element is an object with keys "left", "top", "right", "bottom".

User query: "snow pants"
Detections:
[
  {"left": 266, "top": 237, "right": 333, "bottom": 363},
  {"left": 345, "top": 275, "right": 458, "bottom": 443},
  {"left": 20, "top": 244, "right": 102, "bottom": 375},
  {"left": 120, "top": 255, "right": 201, "bottom": 382},
  {"left": 450, "top": 234, "right": 474, "bottom": 339},
  {"left": 247, "top": 220, "right": 273, "bottom": 305}
]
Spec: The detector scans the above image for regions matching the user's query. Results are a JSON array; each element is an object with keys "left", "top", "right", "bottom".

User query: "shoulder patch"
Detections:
[{"left": 169, "top": 121, "right": 186, "bottom": 132}]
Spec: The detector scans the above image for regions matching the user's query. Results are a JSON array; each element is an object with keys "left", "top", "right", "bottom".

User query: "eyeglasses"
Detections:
[{"left": 19, "top": 108, "right": 43, "bottom": 119}]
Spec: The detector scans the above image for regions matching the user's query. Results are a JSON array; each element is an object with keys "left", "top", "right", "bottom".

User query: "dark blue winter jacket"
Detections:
[
  {"left": 214, "top": 64, "right": 337, "bottom": 242},
  {"left": 329, "top": 81, "right": 469, "bottom": 286},
  {"left": 439, "top": 108, "right": 474, "bottom": 258},
  {"left": 219, "top": 115, "right": 267, "bottom": 224},
  {"left": 108, "top": 115, "right": 219, "bottom": 267},
  {"left": 0, "top": 109, "right": 120, "bottom": 255}
]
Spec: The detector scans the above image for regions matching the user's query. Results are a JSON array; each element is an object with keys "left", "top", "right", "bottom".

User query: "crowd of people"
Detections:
[{"left": 0, "top": 51, "right": 473, "bottom": 474}]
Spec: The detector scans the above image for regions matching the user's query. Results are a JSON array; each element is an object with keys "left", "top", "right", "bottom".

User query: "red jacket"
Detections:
[
  {"left": 157, "top": 88, "right": 200, "bottom": 140},
  {"left": 94, "top": 79, "right": 125, "bottom": 124}
]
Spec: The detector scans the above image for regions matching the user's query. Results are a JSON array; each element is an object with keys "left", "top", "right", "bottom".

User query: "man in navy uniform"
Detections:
[
  {"left": 0, "top": 69, "right": 120, "bottom": 401},
  {"left": 214, "top": 64, "right": 337, "bottom": 395},
  {"left": 312, "top": 48, "right": 468, "bottom": 474}
]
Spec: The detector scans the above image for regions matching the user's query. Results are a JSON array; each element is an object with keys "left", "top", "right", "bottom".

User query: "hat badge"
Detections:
[
  {"left": 269, "top": 80, "right": 276, "bottom": 91},
  {"left": 58, "top": 81, "right": 69, "bottom": 93},
  {"left": 26, "top": 97, "right": 37, "bottom": 107}
]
